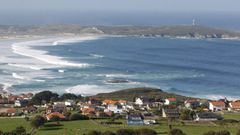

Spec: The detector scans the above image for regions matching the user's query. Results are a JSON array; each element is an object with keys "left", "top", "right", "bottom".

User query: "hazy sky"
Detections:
[
  {"left": 0, "top": 0, "right": 240, "bottom": 27},
  {"left": 0, "top": 0, "right": 240, "bottom": 12}
]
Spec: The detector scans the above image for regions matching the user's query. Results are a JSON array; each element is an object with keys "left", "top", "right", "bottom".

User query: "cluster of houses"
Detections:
[{"left": 1, "top": 91, "right": 240, "bottom": 125}]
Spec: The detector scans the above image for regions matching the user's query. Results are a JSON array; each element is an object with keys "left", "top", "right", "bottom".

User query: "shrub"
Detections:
[
  {"left": 136, "top": 128, "right": 157, "bottom": 135},
  {"left": 14, "top": 126, "right": 26, "bottom": 135},
  {"left": 169, "top": 129, "right": 186, "bottom": 135},
  {"left": 203, "top": 130, "right": 230, "bottom": 135},
  {"left": 31, "top": 115, "right": 46, "bottom": 129},
  {"left": 218, "top": 130, "right": 230, "bottom": 135},
  {"left": 69, "top": 113, "right": 89, "bottom": 120},
  {"left": 203, "top": 131, "right": 217, "bottom": 135},
  {"left": 102, "top": 131, "right": 116, "bottom": 135},
  {"left": 86, "top": 130, "right": 102, "bottom": 135},
  {"left": 116, "top": 129, "right": 136, "bottom": 135}
]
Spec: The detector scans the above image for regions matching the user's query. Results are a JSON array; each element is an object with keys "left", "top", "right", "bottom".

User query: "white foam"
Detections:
[
  {"left": 8, "top": 63, "right": 42, "bottom": 70},
  {"left": 65, "top": 84, "right": 110, "bottom": 95},
  {"left": 205, "top": 94, "right": 238, "bottom": 101},
  {"left": 34, "top": 79, "right": 46, "bottom": 82},
  {"left": 1, "top": 83, "right": 12, "bottom": 91},
  {"left": 11, "top": 36, "right": 99, "bottom": 68},
  {"left": 98, "top": 74, "right": 134, "bottom": 78},
  {"left": 58, "top": 69, "right": 65, "bottom": 73},
  {"left": 52, "top": 36, "right": 100, "bottom": 46},
  {"left": 12, "top": 72, "right": 26, "bottom": 80},
  {"left": 90, "top": 54, "right": 104, "bottom": 58}
]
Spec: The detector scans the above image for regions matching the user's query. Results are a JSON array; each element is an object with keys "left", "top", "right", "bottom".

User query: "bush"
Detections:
[
  {"left": 203, "top": 131, "right": 217, "bottom": 135},
  {"left": 169, "top": 129, "right": 186, "bottom": 135},
  {"left": 31, "top": 115, "right": 46, "bottom": 129},
  {"left": 102, "top": 131, "right": 116, "bottom": 135},
  {"left": 86, "top": 130, "right": 102, "bottom": 135},
  {"left": 136, "top": 128, "right": 157, "bottom": 135},
  {"left": 203, "top": 130, "right": 230, "bottom": 135},
  {"left": 14, "top": 126, "right": 26, "bottom": 135},
  {"left": 116, "top": 129, "right": 136, "bottom": 135},
  {"left": 69, "top": 113, "right": 89, "bottom": 120}
]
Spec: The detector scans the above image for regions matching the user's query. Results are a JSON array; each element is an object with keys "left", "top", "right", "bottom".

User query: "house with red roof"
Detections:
[
  {"left": 6, "top": 108, "right": 17, "bottom": 116},
  {"left": 46, "top": 112, "right": 65, "bottom": 121},
  {"left": 209, "top": 101, "right": 225, "bottom": 111},
  {"left": 228, "top": 102, "right": 240, "bottom": 111},
  {"left": 165, "top": 98, "right": 177, "bottom": 105},
  {"left": 82, "top": 108, "right": 96, "bottom": 115}
]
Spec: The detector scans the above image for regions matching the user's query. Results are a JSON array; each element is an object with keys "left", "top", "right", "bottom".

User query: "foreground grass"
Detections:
[{"left": 0, "top": 118, "right": 239, "bottom": 135}]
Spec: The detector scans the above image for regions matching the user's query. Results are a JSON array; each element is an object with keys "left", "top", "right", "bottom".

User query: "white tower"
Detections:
[{"left": 192, "top": 19, "right": 196, "bottom": 26}]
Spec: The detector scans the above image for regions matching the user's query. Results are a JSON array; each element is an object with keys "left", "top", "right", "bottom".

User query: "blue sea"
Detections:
[{"left": 1, "top": 36, "right": 240, "bottom": 99}]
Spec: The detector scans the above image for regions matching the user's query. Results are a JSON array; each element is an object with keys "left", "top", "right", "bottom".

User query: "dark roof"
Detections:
[
  {"left": 127, "top": 114, "right": 143, "bottom": 121},
  {"left": 164, "top": 108, "right": 180, "bottom": 118},
  {"left": 197, "top": 112, "right": 222, "bottom": 119}
]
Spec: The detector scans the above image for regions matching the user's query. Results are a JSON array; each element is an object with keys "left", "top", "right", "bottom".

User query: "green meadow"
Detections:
[{"left": 0, "top": 118, "right": 239, "bottom": 135}]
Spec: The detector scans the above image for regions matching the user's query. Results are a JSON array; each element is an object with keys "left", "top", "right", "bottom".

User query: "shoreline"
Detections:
[{"left": 0, "top": 34, "right": 240, "bottom": 100}]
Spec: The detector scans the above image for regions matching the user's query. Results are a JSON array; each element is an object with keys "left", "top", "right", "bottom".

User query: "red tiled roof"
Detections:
[
  {"left": 7, "top": 108, "right": 17, "bottom": 113},
  {"left": 118, "top": 100, "right": 127, "bottom": 104},
  {"left": 46, "top": 112, "right": 65, "bottom": 119},
  {"left": 230, "top": 102, "right": 240, "bottom": 109},
  {"left": 82, "top": 108, "right": 95, "bottom": 113},
  {"left": 103, "top": 100, "right": 118, "bottom": 105},
  {"left": 210, "top": 101, "right": 225, "bottom": 107},
  {"left": 167, "top": 98, "right": 177, "bottom": 102}
]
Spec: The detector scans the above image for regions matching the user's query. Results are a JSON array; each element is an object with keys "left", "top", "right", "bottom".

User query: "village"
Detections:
[{"left": 0, "top": 89, "right": 240, "bottom": 135}]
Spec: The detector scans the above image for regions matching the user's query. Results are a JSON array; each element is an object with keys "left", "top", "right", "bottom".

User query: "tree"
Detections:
[
  {"left": 14, "top": 126, "right": 26, "bottom": 135},
  {"left": 102, "top": 131, "right": 116, "bottom": 135},
  {"left": 180, "top": 109, "right": 192, "bottom": 120},
  {"left": 60, "top": 93, "right": 78, "bottom": 100},
  {"left": 169, "top": 129, "right": 186, "bottom": 135},
  {"left": 31, "top": 91, "right": 59, "bottom": 105},
  {"left": 86, "top": 130, "right": 102, "bottom": 135},
  {"left": 31, "top": 115, "right": 46, "bottom": 129},
  {"left": 136, "top": 128, "right": 157, "bottom": 135},
  {"left": 116, "top": 129, "right": 136, "bottom": 135}
]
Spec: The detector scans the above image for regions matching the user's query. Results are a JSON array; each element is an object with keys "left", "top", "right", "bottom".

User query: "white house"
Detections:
[
  {"left": 209, "top": 101, "right": 225, "bottom": 111},
  {"left": 65, "top": 100, "right": 76, "bottom": 107},
  {"left": 164, "top": 98, "right": 177, "bottom": 105},
  {"left": 107, "top": 104, "right": 123, "bottom": 113},
  {"left": 14, "top": 100, "right": 28, "bottom": 107},
  {"left": 135, "top": 98, "right": 144, "bottom": 105}
]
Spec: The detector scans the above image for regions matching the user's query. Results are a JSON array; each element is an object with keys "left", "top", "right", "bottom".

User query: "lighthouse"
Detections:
[{"left": 192, "top": 19, "right": 196, "bottom": 26}]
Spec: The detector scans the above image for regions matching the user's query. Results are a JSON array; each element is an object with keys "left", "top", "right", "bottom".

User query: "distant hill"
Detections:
[
  {"left": 91, "top": 87, "right": 194, "bottom": 101},
  {"left": 97, "top": 25, "right": 240, "bottom": 39},
  {"left": 1, "top": 24, "right": 240, "bottom": 39}
]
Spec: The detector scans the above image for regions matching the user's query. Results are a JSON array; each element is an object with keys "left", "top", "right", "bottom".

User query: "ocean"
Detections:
[{"left": 1, "top": 36, "right": 240, "bottom": 99}]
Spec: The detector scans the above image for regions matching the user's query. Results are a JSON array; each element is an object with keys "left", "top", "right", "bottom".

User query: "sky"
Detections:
[
  {"left": 0, "top": 0, "right": 240, "bottom": 12},
  {"left": 0, "top": 0, "right": 240, "bottom": 28}
]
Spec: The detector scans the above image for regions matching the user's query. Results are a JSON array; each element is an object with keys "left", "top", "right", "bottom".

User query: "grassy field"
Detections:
[
  {"left": 0, "top": 118, "right": 240, "bottom": 135},
  {"left": 223, "top": 113, "right": 240, "bottom": 120}
]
